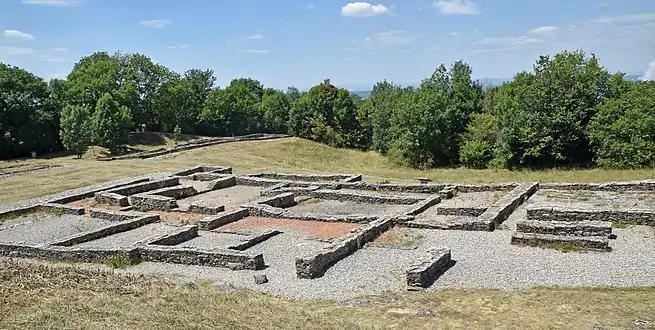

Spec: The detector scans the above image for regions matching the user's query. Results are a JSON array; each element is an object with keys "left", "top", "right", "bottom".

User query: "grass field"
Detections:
[
  {"left": 0, "top": 261, "right": 653, "bottom": 330},
  {"left": 1, "top": 135, "right": 654, "bottom": 329},
  {"left": 2, "top": 136, "right": 655, "bottom": 204}
]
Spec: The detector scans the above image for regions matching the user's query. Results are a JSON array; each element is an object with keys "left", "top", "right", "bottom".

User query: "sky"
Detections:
[{"left": 1, "top": 0, "right": 654, "bottom": 90}]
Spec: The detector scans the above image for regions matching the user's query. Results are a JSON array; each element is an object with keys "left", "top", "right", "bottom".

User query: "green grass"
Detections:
[
  {"left": 1, "top": 136, "right": 654, "bottom": 204},
  {"left": 106, "top": 255, "right": 134, "bottom": 269}
]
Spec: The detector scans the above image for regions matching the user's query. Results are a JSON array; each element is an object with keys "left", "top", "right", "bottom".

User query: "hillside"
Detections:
[{"left": 2, "top": 136, "right": 655, "bottom": 204}]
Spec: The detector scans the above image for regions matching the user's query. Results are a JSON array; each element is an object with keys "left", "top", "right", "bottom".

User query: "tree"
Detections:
[
  {"left": 172, "top": 125, "right": 182, "bottom": 145},
  {"left": 492, "top": 50, "right": 615, "bottom": 168},
  {"left": 92, "top": 93, "right": 132, "bottom": 154},
  {"left": 0, "top": 63, "right": 62, "bottom": 159},
  {"left": 587, "top": 81, "right": 655, "bottom": 168},
  {"left": 60, "top": 105, "right": 92, "bottom": 158},
  {"left": 260, "top": 89, "right": 291, "bottom": 133},
  {"left": 459, "top": 113, "right": 497, "bottom": 168}
]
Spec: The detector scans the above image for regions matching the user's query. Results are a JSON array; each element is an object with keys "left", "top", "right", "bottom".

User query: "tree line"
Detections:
[{"left": 1, "top": 49, "right": 653, "bottom": 169}]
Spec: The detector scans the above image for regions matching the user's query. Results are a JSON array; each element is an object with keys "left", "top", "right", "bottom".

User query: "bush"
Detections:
[{"left": 460, "top": 140, "right": 493, "bottom": 169}]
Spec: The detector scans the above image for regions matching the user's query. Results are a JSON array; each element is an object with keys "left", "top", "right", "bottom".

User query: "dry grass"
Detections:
[
  {"left": 2, "top": 137, "right": 654, "bottom": 204},
  {"left": 0, "top": 260, "right": 653, "bottom": 329},
  {"left": 373, "top": 227, "right": 425, "bottom": 248}
]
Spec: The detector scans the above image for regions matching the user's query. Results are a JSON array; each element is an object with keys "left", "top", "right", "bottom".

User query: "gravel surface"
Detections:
[
  {"left": 0, "top": 172, "right": 173, "bottom": 211},
  {"left": 73, "top": 223, "right": 180, "bottom": 248},
  {"left": 0, "top": 214, "right": 113, "bottom": 246},
  {"left": 290, "top": 199, "right": 409, "bottom": 216},
  {"left": 85, "top": 224, "right": 654, "bottom": 301},
  {"left": 177, "top": 231, "right": 248, "bottom": 249},
  {"left": 529, "top": 189, "right": 655, "bottom": 210},
  {"left": 176, "top": 185, "right": 263, "bottom": 211}
]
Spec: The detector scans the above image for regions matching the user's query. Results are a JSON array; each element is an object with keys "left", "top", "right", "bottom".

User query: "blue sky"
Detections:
[{"left": 1, "top": 0, "right": 654, "bottom": 90}]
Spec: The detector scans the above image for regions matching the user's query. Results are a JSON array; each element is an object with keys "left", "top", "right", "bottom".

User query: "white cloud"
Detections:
[
  {"left": 349, "top": 30, "right": 411, "bottom": 51},
  {"left": 448, "top": 31, "right": 458, "bottom": 36},
  {"left": 306, "top": 3, "right": 315, "bottom": 10},
  {"left": 3, "top": 30, "right": 35, "bottom": 40},
  {"left": 641, "top": 58, "right": 655, "bottom": 81},
  {"left": 167, "top": 44, "right": 189, "bottom": 49},
  {"left": 0, "top": 45, "right": 36, "bottom": 56},
  {"left": 237, "top": 49, "right": 270, "bottom": 54},
  {"left": 51, "top": 47, "right": 68, "bottom": 52},
  {"left": 39, "top": 54, "right": 67, "bottom": 62},
  {"left": 476, "top": 35, "right": 541, "bottom": 46},
  {"left": 433, "top": 0, "right": 480, "bottom": 15},
  {"left": 140, "top": 19, "right": 170, "bottom": 28},
  {"left": 341, "top": 2, "right": 390, "bottom": 17},
  {"left": 21, "top": 0, "right": 79, "bottom": 6},
  {"left": 529, "top": 26, "right": 558, "bottom": 34},
  {"left": 591, "top": 13, "right": 655, "bottom": 24},
  {"left": 245, "top": 34, "right": 265, "bottom": 40}
]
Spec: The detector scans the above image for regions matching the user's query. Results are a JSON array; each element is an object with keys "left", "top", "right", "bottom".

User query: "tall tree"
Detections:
[
  {"left": 59, "top": 104, "right": 92, "bottom": 158},
  {"left": 92, "top": 93, "right": 132, "bottom": 154}
]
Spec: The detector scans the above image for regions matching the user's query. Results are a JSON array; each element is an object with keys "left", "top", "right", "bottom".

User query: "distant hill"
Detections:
[{"left": 351, "top": 90, "right": 371, "bottom": 98}]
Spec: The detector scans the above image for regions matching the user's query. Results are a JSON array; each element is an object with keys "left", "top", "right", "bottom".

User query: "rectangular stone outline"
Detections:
[
  {"left": 197, "top": 208, "right": 250, "bottom": 231},
  {"left": 227, "top": 229, "right": 282, "bottom": 251},
  {"left": 51, "top": 213, "right": 160, "bottom": 247},
  {"left": 540, "top": 180, "right": 655, "bottom": 191},
  {"left": 295, "top": 216, "right": 395, "bottom": 279}
]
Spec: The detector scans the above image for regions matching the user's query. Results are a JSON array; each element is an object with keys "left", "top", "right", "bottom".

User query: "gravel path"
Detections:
[
  {"left": 176, "top": 185, "right": 262, "bottom": 211},
  {"left": 0, "top": 214, "right": 113, "bottom": 246},
  {"left": 290, "top": 199, "right": 408, "bottom": 216},
  {"left": 80, "top": 224, "right": 653, "bottom": 301},
  {"left": 178, "top": 231, "right": 248, "bottom": 249},
  {"left": 73, "top": 223, "right": 180, "bottom": 248}
]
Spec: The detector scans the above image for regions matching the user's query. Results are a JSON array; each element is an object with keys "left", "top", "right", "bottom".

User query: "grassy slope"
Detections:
[
  {"left": 0, "top": 261, "right": 653, "bottom": 330},
  {"left": 1, "top": 136, "right": 655, "bottom": 204}
]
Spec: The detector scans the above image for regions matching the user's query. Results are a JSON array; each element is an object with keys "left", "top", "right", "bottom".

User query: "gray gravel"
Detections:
[
  {"left": 0, "top": 214, "right": 113, "bottom": 246},
  {"left": 438, "top": 191, "right": 506, "bottom": 208},
  {"left": 529, "top": 189, "right": 655, "bottom": 210},
  {"left": 178, "top": 231, "right": 248, "bottom": 249},
  {"left": 176, "top": 185, "right": 263, "bottom": 211},
  {"left": 290, "top": 199, "right": 409, "bottom": 216}
]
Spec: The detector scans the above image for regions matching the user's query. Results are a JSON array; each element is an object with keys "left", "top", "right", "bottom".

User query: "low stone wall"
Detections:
[
  {"left": 173, "top": 165, "right": 232, "bottom": 177},
  {"left": 89, "top": 209, "right": 149, "bottom": 221},
  {"left": 52, "top": 214, "right": 160, "bottom": 247},
  {"left": 516, "top": 220, "right": 612, "bottom": 237},
  {"left": 207, "top": 176, "right": 237, "bottom": 190},
  {"left": 227, "top": 229, "right": 282, "bottom": 251},
  {"left": 477, "top": 182, "right": 539, "bottom": 226},
  {"left": 295, "top": 217, "right": 395, "bottom": 279},
  {"left": 139, "top": 245, "right": 265, "bottom": 270},
  {"left": 404, "top": 216, "right": 494, "bottom": 231},
  {"left": 245, "top": 202, "right": 378, "bottom": 223},
  {"left": 94, "top": 192, "right": 129, "bottom": 206},
  {"left": 257, "top": 192, "right": 296, "bottom": 208},
  {"left": 138, "top": 225, "right": 199, "bottom": 246},
  {"left": 437, "top": 206, "right": 487, "bottom": 217},
  {"left": 511, "top": 232, "right": 610, "bottom": 251},
  {"left": 197, "top": 208, "right": 250, "bottom": 231},
  {"left": 439, "top": 186, "right": 457, "bottom": 199},
  {"left": 47, "top": 178, "right": 151, "bottom": 204},
  {"left": 95, "top": 177, "right": 180, "bottom": 205},
  {"left": 406, "top": 248, "right": 452, "bottom": 289},
  {"left": 146, "top": 185, "right": 198, "bottom": 199},
  {"left": 248, "top": 172, "right": 359, "bottom": 182},
  {"left": 130, "top": 194, "right": 178, "bottom": 212},
  {"left": 260, "top": 185, "right": 320, "bottom": 197},
  {"left": 405, "top": 196, "right": 442, "bottom": 216},
  {"left": 235, "top": 176, "right": 288, "bottom": 187},
  {"left": 540, "top": 180, "right": 655, "bottom": 191},
  {"left": 0, "top": 243, "right": 142, "bottom": 264},
  {"left": 188, "top": 202, "right": 225, "bottom": 215},
  {"left": 0, "top": 205, "right": 41, "bottom": 221},
  {"left": 526, "top": 207, "right": 655, "bottom": 226},
  {"left": 309, "top": 189, "right": 425, "bottom": 205}
]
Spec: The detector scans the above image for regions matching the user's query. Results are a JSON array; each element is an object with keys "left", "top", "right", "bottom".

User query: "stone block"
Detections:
[
  {"left": 406, "top": 248, "right": 451, "bottom": 289},
  {"left": 510, "top": 232, "right": 610, "bottom": 251},
  {"left": 516, "top": 220, "right": 612, "bottom": 237},
  {"left": 197, "top": 208, "right": 249, "bottom": 231}
]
